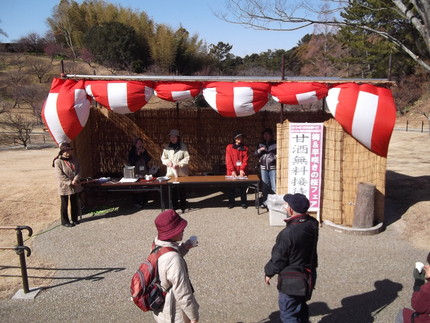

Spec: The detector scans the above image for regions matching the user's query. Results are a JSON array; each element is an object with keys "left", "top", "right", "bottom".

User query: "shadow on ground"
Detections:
[
  {"left": 384, "top": 170, "right": 430, "bottom": 226},
  {"left": 309, "top": 279, "right": 403, "bottom": 322},
  {"left": 0, "top": 265, "right": 125, "bottom": 291}
]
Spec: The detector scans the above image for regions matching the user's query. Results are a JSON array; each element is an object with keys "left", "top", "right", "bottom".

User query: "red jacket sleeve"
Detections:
[{"left": 225, "top": 144, "right": 234, "bottom": 174}]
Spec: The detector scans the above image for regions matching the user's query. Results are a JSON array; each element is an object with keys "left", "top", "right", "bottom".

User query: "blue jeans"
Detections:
[
  {"left": 261, "top": 169, "right": 276, "bottom": 204},
  {"left": 278, "top": 292, "right": 309, "bottom": 323}
]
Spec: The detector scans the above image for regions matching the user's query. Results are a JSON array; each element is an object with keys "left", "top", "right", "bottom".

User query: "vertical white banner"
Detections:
[{"left": 288, "top": 123, "right": 324, "bottom": 212}]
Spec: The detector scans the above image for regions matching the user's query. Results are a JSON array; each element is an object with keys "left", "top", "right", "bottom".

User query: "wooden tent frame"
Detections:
[{"left": 64, "top": 73, "right": 395, "bottom": 227}]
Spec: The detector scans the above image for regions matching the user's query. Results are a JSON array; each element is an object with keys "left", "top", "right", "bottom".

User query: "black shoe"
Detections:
[
  {"left": 228, "top": 204, "right": 234, "bottom": 209},
  {"left": 62, "top": 223, "right": 74, "bottom": 227},
  {"left": 73, "top": 220, "right": 80, "bottom": 225},
  {"left": 241, "top": 204, "right": 248, "bottom": 209}
]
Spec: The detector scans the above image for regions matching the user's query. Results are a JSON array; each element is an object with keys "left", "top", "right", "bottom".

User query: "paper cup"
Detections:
[
  {"left": 189, "top": 235, "right": 198, "bottom": 247},
  {"left": 416, "top": 262, "right": 425, "bottom": 273}
]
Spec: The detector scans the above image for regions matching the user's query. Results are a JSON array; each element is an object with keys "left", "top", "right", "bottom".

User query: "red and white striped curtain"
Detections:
[
  {"left": 41, "top": 78, "right": 396, "bottom": 156},
  {"left": 326, "top": 83, "right": 396, "bottom": 157}
]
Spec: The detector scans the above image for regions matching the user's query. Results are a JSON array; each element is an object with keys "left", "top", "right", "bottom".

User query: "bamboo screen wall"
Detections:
[
  {"left": 277, "top": 119, "right": 386, "bottom": 226},
  {"left": 74, "top": 106, "right": 280, "bottom": 178},
  {"left": 74, "top": 106, "right": 387, "bottom": 226}
]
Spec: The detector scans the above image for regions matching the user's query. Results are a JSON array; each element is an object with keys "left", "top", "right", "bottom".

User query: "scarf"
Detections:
[
  {"left": 232, "top": 143, "right": 246, "bottom": 151},
  {"left": 169, "top": 142, "right": 181, "bottom": 153}
]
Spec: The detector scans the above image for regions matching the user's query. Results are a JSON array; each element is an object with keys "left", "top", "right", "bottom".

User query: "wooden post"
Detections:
[
  {"left": 280, "top": 55, "right": 285, "bottom": 123},
  {"left": 353, "top": 182, "right": 376, "bottom": 228}
]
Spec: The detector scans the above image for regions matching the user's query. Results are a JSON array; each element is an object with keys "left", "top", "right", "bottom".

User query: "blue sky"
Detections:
[{"left": 0, "top": 0, "right": 313, "bottom": 57}]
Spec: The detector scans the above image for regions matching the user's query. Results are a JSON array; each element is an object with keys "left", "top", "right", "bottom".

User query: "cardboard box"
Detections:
[
  {"left": 267, "top": 194, "right": 287, "bottom": 226},
  {"left": 269, "top": 208, "right": 287, "bottom": 226}
]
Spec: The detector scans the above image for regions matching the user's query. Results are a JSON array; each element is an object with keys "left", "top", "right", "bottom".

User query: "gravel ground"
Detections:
[{"left": 0, "top": 191, "right": 427, "bottom": 323}]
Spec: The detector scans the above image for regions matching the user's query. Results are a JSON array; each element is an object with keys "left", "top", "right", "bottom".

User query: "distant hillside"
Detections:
[{"left": 0, "top": 52, "right": 429, "bottom": 124}]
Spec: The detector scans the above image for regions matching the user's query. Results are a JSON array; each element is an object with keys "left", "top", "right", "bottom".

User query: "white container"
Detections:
[
  {"left": 267, "top": 194, "right": 287, "bottom": 226},
  {"left": 123, "top": 166, "right": 135, "bottom": 178}
]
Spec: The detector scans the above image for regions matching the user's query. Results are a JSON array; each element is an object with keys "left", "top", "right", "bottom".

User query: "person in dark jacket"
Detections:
[
  {"left": 265, "top": 193, "right": 319, "bottom": 323},
  {"left": 128, "top": 138, "right": 151, "bottom": 177},
  {"left": 396, "top": 252, "right": 430, "bottom": 323},
  {"left": 128, "top": 138, "right": 152, "bottom": 207},
  {"left": 255, "top": 128, "right": 277, "bottom": 207}
]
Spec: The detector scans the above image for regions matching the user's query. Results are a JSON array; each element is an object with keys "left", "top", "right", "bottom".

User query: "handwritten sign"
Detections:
[{"left": 288, "top": 123, "right": 323, "bottom": 211}]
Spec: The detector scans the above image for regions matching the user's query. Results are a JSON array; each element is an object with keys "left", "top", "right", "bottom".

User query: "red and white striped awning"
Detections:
[
  {"left": 326, "top": 83, "right": 396, "bottom": 157},
  {"left": 202, "top": 82, "right": 270, "bottom": 117},
  {"left": 41, "top": 77, "right": 397, "bottom": 156},
  {"left": 270, "top": 82, "right": 328, "bottom": 105},
  {"left": 41, "top": 78, "right": 91, "bottom": 144},
  {"left": 154, "top": 81, "right": 201, "bottom": 101},
  {"left": 85, "top": 80, "right": 154, "bottom": 114}
]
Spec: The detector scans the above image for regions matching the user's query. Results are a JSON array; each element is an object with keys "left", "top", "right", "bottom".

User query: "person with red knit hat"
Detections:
[{"left": 152, "top": 209, "right": 199, "bottom": 323}]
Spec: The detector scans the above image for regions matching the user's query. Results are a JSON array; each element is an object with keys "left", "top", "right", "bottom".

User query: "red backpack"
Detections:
[{"left": 130, "top": 245, "right": 177, "bottom": 312}]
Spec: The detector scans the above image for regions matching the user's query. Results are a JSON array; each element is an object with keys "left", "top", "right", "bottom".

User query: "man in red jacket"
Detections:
[{"left": 397, "top": 252, "right": 430, "bottom": 323}]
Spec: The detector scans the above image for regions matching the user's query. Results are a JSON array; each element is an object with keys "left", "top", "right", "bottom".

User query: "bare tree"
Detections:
[
  {"left": 47, "top": 1, "right": 78, "bottom": 59},
  {"left": 3, "top": 113, "right": 34, "bottom": 148},
  {"left": 26, "top": 57, "right": 52, "bottom": 83},
  {"left": 18, "top": 84, "right": 48, "bottom": 123},
  {"left": 17, "top": 32, "right": 46, "bottom": 53},
  {"left": 10, "top": 54, "right": 27, "bottom": 71},
  {"left": 0, "top": 101, "right": 11, "bottom": 115},
  {"left": 4, "top": 70, "right": 29, "bottom": 108},
  {"left": 220, "top": 0, "right": 430, "bottom": 72},
  {"left": 3, "top": 67, "right": 29, "bottom": 108}
]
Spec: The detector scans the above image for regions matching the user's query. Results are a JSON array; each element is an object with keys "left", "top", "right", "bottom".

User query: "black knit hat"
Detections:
[
  {"left": 283, "top": 193, "right": 310, "bottom": 214},
  {"left": 233, "top": 131, "right": 244, "bottom": 139},
  {"left": 262, "top": 128, "right": 273, "bottom": 135}
]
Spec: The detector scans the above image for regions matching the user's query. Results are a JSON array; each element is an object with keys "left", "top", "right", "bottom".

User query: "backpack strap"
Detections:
[
  {"left": 150, "top": 244, "right": 177, "bottom": 294},
  {"left": 151, "top": 241, "right": 177, "bottom": 257},
  {"left": 154, "top": 246, "right": 177, "bottom": 257}
]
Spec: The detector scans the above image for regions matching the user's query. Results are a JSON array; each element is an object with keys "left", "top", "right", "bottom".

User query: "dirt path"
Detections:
[{"left": 0, "top": 130, "right": 429, "bottom": 299}]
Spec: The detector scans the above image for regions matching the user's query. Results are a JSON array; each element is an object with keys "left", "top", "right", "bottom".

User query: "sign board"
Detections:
[{"left": 288, "top": 123, "right": 324, "bottom": 211}]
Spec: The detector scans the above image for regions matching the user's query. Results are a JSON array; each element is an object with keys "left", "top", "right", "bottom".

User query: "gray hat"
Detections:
[
  {"left": 168, "top": 129, "right": 180, "bottom": 137},
  {"left": 59, "top": 142, "right": 73, "bottom": 151}
]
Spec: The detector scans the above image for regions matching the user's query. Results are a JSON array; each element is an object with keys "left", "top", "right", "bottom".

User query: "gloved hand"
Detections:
[{"left": 413, "top": 268, "right": 426, "bottom": 291}]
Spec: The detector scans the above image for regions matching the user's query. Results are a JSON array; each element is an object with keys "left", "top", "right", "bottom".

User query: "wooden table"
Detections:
[
  {"left": 167, "top": 175, "right": 261, "bottom": 212},
  {"left": 82, "top": 178, "right": 169, "bottom": 211}
]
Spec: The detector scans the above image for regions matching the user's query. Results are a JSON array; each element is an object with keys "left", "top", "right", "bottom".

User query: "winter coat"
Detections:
[
  {"left": 265, "top": 214, "right": 319, "bottom": 295},
  {"left": 225, "top": 143, "right": 249, "bottom": 175},
  {"left": 403, "top": 280, "right": 430, "bottom": 323},
  {"left": 152, "top": 237, "right": 199, "bottom": 323},
  {"left": 54, "top": 156, "right": 83, "bottom": 196},
  {"left": 128, "top": 147, "right": 151, "bottom": 176},
  {"left": 161, "top": 142, "right": 190, "bottom": 177},
  {"left": 255, "top": 140, "right": 277, "bottom": 171}
]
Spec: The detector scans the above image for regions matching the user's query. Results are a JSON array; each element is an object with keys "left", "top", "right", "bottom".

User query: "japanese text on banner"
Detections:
[{"left": 288, "top": 123, "right": 324, "bottom": 211}]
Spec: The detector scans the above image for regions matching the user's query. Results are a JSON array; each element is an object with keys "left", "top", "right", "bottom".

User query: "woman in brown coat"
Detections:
[{"left": 52, "top": 142, "right": 83, "bottom": 227}]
